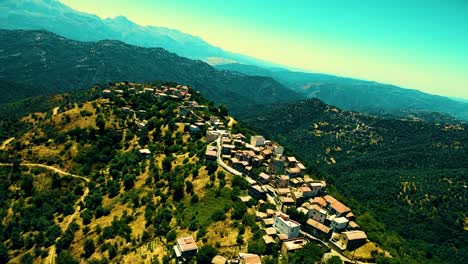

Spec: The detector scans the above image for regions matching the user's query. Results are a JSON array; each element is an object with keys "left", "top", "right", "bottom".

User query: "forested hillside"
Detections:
[
  {"left": 0, "top": 83, "right": 270, "bottom": 263},
  {"left": 0, "top": 30, "right": 301, "bottom": 109},
  {"left": 236, "top": 99, "right": 468, "bottom": 263}
]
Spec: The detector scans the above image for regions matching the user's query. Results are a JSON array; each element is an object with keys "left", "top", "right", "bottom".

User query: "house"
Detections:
[
  {"left": 342, "top": 231, "right": 367, "bottom": 250},
  {"left": 308, "top": 204, "right": 327, "bottom": 223},
  {"left": 286, "top": 166, "right": 301, "bottom": 178},
  {"left": 331, "top": 217, "right": 349, "bottom": 232},
  {"left": 305, "top": 219, "right": 331, "bottom": 239},
  {"left": 273, "top": 145, "right": 284, "bottom": 155},
  {"left": 286, "top": 156, "right": 298, "bottom": 167},
  {"left": 281, "top": 238, "right": 308, "bottom": 256},
  {"left": 276, "top": 175, "right": 289, "bottom": 188},
  {"left": 309, "top": 182, "right": 324, "bottom": 196},
  {"left": 222, "top": 144, "right": 236, "bottom": 155},
  {"left": 174, "top": 236, "right": 198, "bottom": 259},
  {"left": 249, "top": 185, "right": 266, "bottom": 200},
  {"left": 270, "top": 156, "right": 284, "bottom": 174},
  {"left": 205, "top": 149, "right": 217, "bottom": 161},
  {"left": 189, "top": 124, "right": 200, "bottom": 133},
  {"left": 206, "top": 130, "right": 219, "bottom": 143},
  {"left": 238, "top": 253, "right": 261, "bottom": 264},
  {"left": 102, "top": 89, "right": 112, "bottom": 98},
  {"left": 310, "top": 197, "right": 327, "bottom": 208},
  {"left": 258, "top": 172, "right": 271, "bottom": 184},
  {"left": 298, "top": 186, "right": 313, "bottom": 198},
  {"left": 138, "top": 149, "right": 151, "bottom": 159},
  {"left": 250, "top": 135, "right": 265, "bottom": 147},
  {"left": 274, "top": 212, "right": 301, "bottom": 239},
  {"left": 324, "top": 195, "right": 351, "bottom": 216},
  {"left": 348, "top": 221, "right": 360, "bottom": 230},
  {"left": 212, "top": 255, "right": 227, "bottom": 264}
]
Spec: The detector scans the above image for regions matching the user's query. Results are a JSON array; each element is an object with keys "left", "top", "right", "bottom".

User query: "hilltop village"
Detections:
[{"left": 98, "top": 82, "right": 375, "bottom": 264}]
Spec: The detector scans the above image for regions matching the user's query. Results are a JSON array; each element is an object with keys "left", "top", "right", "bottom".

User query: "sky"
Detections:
[{"left": 60, "top": 0, "right": 468, "bottom": 98}]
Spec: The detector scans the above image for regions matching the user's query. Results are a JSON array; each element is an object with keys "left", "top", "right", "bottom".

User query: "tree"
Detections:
[
  {"left": 248, "top": 239, "right": 266, "bottom": 255},
  {"left": 56, "top": 250, "right": 79, "bottom": 264},
  {"left": 166, "top": 230, "right": 176, "bottom": 242},
  {"left": 0, "top": 242, "right": 8, "bottom": 263},
  {"left": 327, "top": 256, "right": 342, "bottom": 264},
  {"left": 162, "top": 156, "right": 172, "bottom": 172},
  {"left": 83, "top": 239, "right": 95, "bottom": 258},
  {"left": 197, "top": 245, "right": 218, "bottom": 264},
  {"left": 95, "top": 114, "right": 105, "bottom": 131}
]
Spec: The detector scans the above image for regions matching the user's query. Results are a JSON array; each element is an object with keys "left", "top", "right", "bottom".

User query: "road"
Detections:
[
  {"left": 0, "top": 162, "right": 90, "bottom": 264},
  {"left": 216, "top": 135, "right": 243, "bottom": 176}
]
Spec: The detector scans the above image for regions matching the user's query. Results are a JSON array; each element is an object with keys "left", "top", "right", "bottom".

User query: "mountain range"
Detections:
[
  {"left": 0, "top": 0, "right": 275, "bottom": 67},
  {"left": 216, "top": 63, "right": 468, "bottom": 121},
  {"left": 1, "top": 0, "right": 468, "bottom": 121},
  {"left": 0, "top": 29, "right": 300, "bottom": 110}
]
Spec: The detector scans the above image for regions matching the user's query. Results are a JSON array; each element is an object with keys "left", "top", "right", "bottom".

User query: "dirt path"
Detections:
[
  {"left": 0, "top": 162, "right": 89, "bottom": 264},
  {"left": 52, "top": 107, "right": 59, "bottom": 116},
  {"left": 0, "top": 137, "right": 14, "bottom": 150}
]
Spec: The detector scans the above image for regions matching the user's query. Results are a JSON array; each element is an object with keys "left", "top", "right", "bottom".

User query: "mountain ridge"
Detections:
[
  {"left": 0, "top": 0, "right": 280, "bottom": 68},
  {"left": 0, "top": 29, "right": 302, "bottom": 109},
  {"left": 216, "top": 63, "right": 468, "bottom": 121}
]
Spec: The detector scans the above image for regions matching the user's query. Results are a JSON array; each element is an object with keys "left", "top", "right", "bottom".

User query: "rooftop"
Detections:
[
  {"left": 343, "top": 230, "right": 367, "bottom": 241},
  {"left": 307, "top": 218, "right": 331, "bottom": 234},
  {"left": 177, "top": 236, "right": 198, "bottom": 252},
  {"left": 282, "top": 238, "right": 308, "bottom": 251},
  {"left": 324, "top": 195, "right": 351, "bottom": 215}
]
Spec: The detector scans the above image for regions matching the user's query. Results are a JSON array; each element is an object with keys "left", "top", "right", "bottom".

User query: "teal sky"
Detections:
[{"left": 61, "top": 0, "right": 468, "bottom": 98}]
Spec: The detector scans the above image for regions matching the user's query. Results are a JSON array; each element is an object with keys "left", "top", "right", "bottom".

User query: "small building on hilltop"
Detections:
[
  {"left": 174, "top": 236, "right": 198, "bottom": 259},
  {"left": 138, "top": 149, "right": 151, "bottom": 159}
]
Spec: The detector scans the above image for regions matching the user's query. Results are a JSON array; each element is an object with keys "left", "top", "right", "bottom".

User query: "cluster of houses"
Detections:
[
  {"left": 102, "top": 83, "right": 368, "bottom": 262},
  {"left": 102, "top": 83, "right": 214, "bottom": 159},
  {"left": 203, "top": 130, "right": 369, "bottom": 260}
]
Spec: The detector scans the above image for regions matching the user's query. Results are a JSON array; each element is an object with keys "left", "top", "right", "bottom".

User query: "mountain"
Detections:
[
  {"left": 0, "top": 0, "right": 277, "bottom": 67},
  {"left": 0, "top": 29, "right": 301, "bottom": 109},
  {"left": 235, "top": 99, "right": 468, "bottom": 264},
  {"left": 216, "top": 63, "right": 468, "bottom": 121}
]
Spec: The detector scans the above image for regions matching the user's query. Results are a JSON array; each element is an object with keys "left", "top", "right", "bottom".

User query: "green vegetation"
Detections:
[{"left": 237, "top": 98, "right": 468, "bottom": 264}]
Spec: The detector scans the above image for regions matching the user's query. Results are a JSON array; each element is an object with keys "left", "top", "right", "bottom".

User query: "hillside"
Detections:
[
  {"left": 0, "top": 83, "right": 255, "bottom": 263},
  {"left": 1, "top": 83, "right": 370, "bottom": 264},
  {"left": 0, "top": 0, "right": 277, "bottom": 67},
  {"left": 0, "top": 29, "right": 301, "bottom": 108},
  {"left": 216, "top": 63, "right": 468, "bottom": 121},
  {"left": 236, "top": 99, "right": 468, "bottom": 263}
]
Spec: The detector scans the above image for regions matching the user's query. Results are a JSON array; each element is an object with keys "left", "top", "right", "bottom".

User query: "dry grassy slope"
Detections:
[{"left": 6, "top": 95, "right": 251, "bottom": 263}]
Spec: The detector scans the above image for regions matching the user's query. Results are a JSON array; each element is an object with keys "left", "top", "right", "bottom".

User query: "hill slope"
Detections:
[
  {"left": 236, "top": 99, "right": 468, "bottom": 264},
  {"left": 216, "top": 63, "right": 468, "bottom": 121},
  {"left": 0, "top": 0, "right": 276, "bottom": 67},
  {"left": 0, "top": 29, "right": 301, "bottom": 108}
]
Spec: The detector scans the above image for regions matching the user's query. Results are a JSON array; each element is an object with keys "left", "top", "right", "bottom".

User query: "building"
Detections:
[
  {"left": 305, "top": 219, "right": 331, "bottom": 239},
  {"left": 206, "top": 130, "right": 219, "bottom": 143},
  {"left": 250, "top": 135, "right": 265, "bottom": 147},
  {"left": 189, "top": 124, "right": 200, "bottom": 133},
  {"left": 174, "top": 236, "right": 198, "bottom": 259},
  {"left": 281, "top": 238, "right": 308, "bottom": 256},
  {"left": 331, "top": 217, "right": 349, "bottom": 232},
  {"left": 239, "top": 253, "right": 261, "bottom": 264},
  {"left": 324, "top": 195, "right": 351, "bottom": 216},
  {"left": 342, "top": 231, "right": 367, "bottom": 250},
  {"left": 138, "top": 149, "right": 151, "bottom": 158},
  {"left": 258, "top": 172, "right": 271, "bottom": 184},
  {"left": 308, "top": 204, "right": 327, "bottom": 223},
  {"left": 274, "top": 212, "right": 301, "bottom": 239},
  {"left": 205, "top": 149, "right": 217, "bottom": 161}
]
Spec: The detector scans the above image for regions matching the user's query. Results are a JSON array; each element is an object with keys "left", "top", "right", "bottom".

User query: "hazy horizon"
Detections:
[{"left": 60, "top": 0, "right": 468, "bottom": 99}]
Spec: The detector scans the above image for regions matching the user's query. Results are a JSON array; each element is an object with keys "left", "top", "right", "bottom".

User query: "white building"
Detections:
[
  {"left": 331, "top": 217, "right": 349, "bottom": 232},
  {"left": 250, "top": 135, "right": 265, "bottom": 147},
  {"left": 274, "top": 212, "right": 301, "bottom": 239}
]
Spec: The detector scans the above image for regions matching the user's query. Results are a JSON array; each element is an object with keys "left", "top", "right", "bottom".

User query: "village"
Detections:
[{"left": 102, "top": 83, "right": 372, "bottom": 264}]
